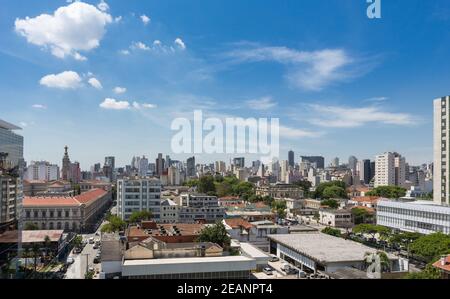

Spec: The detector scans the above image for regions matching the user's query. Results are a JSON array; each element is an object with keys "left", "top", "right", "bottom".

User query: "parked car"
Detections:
[
  {"left": 263, "top": 267, "right": 273, "bottom": 275},
  {"left": 281, "top": 263, "right": 291, "bottom": 272},
  {"left": 88, "top": 237, "right": 95, "bottom": 244},
  {"left": 269, "top": 255, "right": 279, "bottom": 262},
  {"left": 298, "top": 271, "right": 307, "bottom": 278},
  {"left": 66, "top": 257, "right": 75, "bottom": 265},
  {"left": 73, "top": 247, "right": 82, "bottom": 254},
  {"left": 93, "top": 256, "right": 101, "bottom": 264}
]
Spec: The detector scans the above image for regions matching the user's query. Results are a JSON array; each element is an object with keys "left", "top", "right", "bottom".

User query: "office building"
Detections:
[
  {"left": 358, "top": 159, "right": 371, "bottom": 185},
  {"left": 0, "top": 119, "right": 24, "bottom": 170},
  {"left": 156, "top": 153, "right": 165, "bottom": 177},
  {"left": 178, "top": 194, "right": 225, "bottom": 223},
  {"left": 117, "top": 178, "right": 162, "bottom": 221},
  {"left": 300, "top": 156, "right": 324, "bottom": 169},
  {"left": 434, "top": 96, "right": 450, "bottom": 205},
  {"left": 348, "top": 156, "right": 358, "bottom": 174},
  {"left": 288, "top": 150, "right": 295, "bottom": 167},
  {"left": 377, "top": 199, "right": 450, "bottom": 235},
  {"left": 233, "top": 157, "right": 245, "bottom": 169},
  {"left": 186, "top": 156, "right": 196, "bottom": 178}
]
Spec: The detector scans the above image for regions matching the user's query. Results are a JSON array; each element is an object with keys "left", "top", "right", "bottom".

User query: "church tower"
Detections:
[{"left": 62, "top": 145, "right": 71, "bottom": 181}]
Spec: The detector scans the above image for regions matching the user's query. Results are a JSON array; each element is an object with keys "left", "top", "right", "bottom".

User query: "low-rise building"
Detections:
[
  {"left": 160, "top": 199, "right": 179, "bottom": 223},
  {"left": 127, "top": 222, "right": 206, "bottom": 244},
  {"left": 377, "top": 199, "right": 450, "bottom": 234},
  {"left": 178, "top": 194, "right": 225, "bottom": 223},
  {"left": 268, "top": 233, "right": 408, "bottom": 275},
  {"left": 79, "top": 180, "right": 112, "bottom": 192},
  {"left": 256, "top": 183, "right": 304, "bottom": 199},
  {"left": 432, "top": 255, "right": 450, "bottom": 279},
  {"left": 318, "top": 209, "right": 353, "bottom": 228},
  {"left": 23, "top": 188, "right": 111, "bottom": 232},
  {"left": 348, "top": 196, "right": 383, "bottom": 210}
]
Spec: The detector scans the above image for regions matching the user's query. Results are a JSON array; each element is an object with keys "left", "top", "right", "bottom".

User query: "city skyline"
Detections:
[{"left": 2, "top": 0, "right": 449, "bottom": 167}]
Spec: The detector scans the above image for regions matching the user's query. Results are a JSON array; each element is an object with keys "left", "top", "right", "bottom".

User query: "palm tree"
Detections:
[
  {"left": 44, "top": 235, "right": 52, "bottom": 263},
  {"left": 23, "top": 247, "right": 30, "bottom": 273},
  {"left": 31, "top": 243, "right": 40, "bottom": 278}
]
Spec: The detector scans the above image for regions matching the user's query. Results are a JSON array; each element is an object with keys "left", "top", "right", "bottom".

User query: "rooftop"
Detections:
[
  {"left": 23, "top": 188, "right": 108, "bottom": 207},
  {"left": 268, "top": 233, "right": 397, "bottom": 264},
  {"left": 0, "top": 230, "right": 64, "bottom": 243},
  {"left": 0, "top": 119, "right": 21, "bottom": 130},
  {"left": 224, "top": 218, "right": 253, "bottom": 230},
  {"left": 432, "top": 255, "right": 450, "bottom": 273}
]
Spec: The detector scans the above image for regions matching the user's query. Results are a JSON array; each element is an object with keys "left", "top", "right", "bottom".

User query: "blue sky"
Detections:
[{"left": 1, "top": 0, "right": 449, "bottom": 169}]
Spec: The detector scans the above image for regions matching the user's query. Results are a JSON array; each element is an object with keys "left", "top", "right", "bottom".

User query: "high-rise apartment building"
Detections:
[
  {"left": 156, "top": 153, "right": 165, "bottom": 176},
  {"left": 374, "top": 152, "right": 405, "bottom": 188},
  {"left": 24, "top": 161, "right": 59, "bottom": 181},
  {"left": 116, "top": 178, "right": 162, "bottom": 221},
  {"left": 434, "top": 96, "right": 450, "bottom": 205},
  {"left": 348, "top": 156, "right": 358, "bottom": 174},
  {"left": 358, "top": 159, "right": 371, "bottom": 185}
]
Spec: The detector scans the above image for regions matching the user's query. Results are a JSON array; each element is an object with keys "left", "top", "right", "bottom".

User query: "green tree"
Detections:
[
  {"left": 353, "top": 224, "right": 391, "bottom": 240},
  {"left": 233, "top": 181, "right": 255, "bottom": 198},
  {"left": 43, "top": 235, "right": 52, "bottom": 262},
  {"left": 101, "top": 215, "right": 126, "bottom": 233},
  {"left": 405, "top": 263, "right": 441, "bottom": 279},
  {"left": 198, "top": 175, "right": 216, "bottom": 194},
  {"left": 128, "top": 210, "right": 153, "bottom": 224},
  {"left": 322, "top": 186, "right": 346, "bottom": 199},
  {"left": 24, "top": 222, "right": 39, "bottom": 231},
  {"left": 351, "top": 208, "right": 373, "bottom": 224},
  {"left": 272, "top": 200, "right": 287, "bottom": 219},
  {"left": 72, "top": 235, "right": 83, "bottom": 248},
  {"left": 321, "top": 199, "right": 339, "bottom": 209},
  {"left": 216, "top": 182, "right": 233, "bottom": 197},
  {"left": 322, "top": 227, "right": 341, "bottom": 237},
  {"left": 389, "top": 232, "right": 421, "bottom": 249},
  {"left": 293, "top": 180, "right": 312, "bottom": 197},
  {"left": 184, "top": 179, "right": 199, "bottom": 188},
  {"left": 366, "top": 186, "right": 406, "bottom": 198},
  {"left": 409, "top": 232, "right": 450, "bottom": 263},
  {"left": 196, "top": 221, "right": 231, "bottom": 248},
  {"left": 314, "top": 181, "right": 347, "bottom": 199}
]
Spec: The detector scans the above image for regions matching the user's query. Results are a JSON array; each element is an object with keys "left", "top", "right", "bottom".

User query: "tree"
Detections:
[
  {"left": 409, "top": 232, "right": 450, "bottom": 263},
  {"left": 314, "top": 181, "right": 347, "bottom": 199},
  {"left": 184, "top": 179, "right": 199, "bottom": 188},
  {"left": 31, "top": 243, "right": 40, "bottom": 277},
  {"left": 272, "top": 200, "right": 287, "bottom": 219},
  {"left": 322, "top": 227, "right": 341, "bottom": 237},
  {"left": 24, "top": 222, "right": 39, "bottom": 231},
  {"left": 351, "top": 208, "right": 373, "bottom": 224},
  {"left": 232, "top": 181, "right": 255, "bottom": 198},
  {"left": 72, "top": 235, "right": 83, "bottom": 249},
  {"left": 43, "top": 235, "right": 52, "bottom": 262},
  {"left": 293, "top": 180, "right": 312, "bottom": 197},
  {"left": 389, "top": 232, "right": 421, "bottom": 249},
  {"left": 405, "top": 263, "right": 441, "bottom": 279},
  {"left": 321, "top": 199, "right": 339, "bottom": 209},
  {"left": 198, "top": 175, "right": 216, "bottom": 194},
  {"left": 216, "top": 182, "right": 233, "bottom": 197},
  {"left": 366, "top": 186, "right": 406, "bottom": 198},
  {"left": 101, "top": 215, "right": 126, "bottom": 233},
  {"left": 128, "top": 210, "right": 153, "bottom": 224},
  {"left": 353, "top": 224, "right": 391, "bottom": 240},
  {"left": 196, "top": 221, "right": 231, "bottom": 248},
  {"left": 322, "top": 186, "right": 346, "bottom": 199}
]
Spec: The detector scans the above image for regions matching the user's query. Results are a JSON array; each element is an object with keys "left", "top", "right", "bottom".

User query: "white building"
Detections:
[
  {"left": 167, "top": 166, "right": 181, "bottom": 186},
  {"left": 377, "top": 199, "right": 450, "bottom": 235},
  {"left": 434, "top": 96, "right": 450, "bottom": 205},
  {"left": 215, "top": 161, "right": 226, "bottom": 174},
  {"left": 116, "top": 178, "right": 162, "bottom": 221},
  {"left": 178, "top": 194, "right": 225, "bottom": 223},
  {"left": 318, "top": 209, "right": 353, "bottom": 228},
  {"left": 25, "top": 161, "right": 59, "bottom": 181},
  {"left": 160, "top": 199, "right": 179, "bottom": 223},
  {"left": 374, "top": 152, "right": 406, "bottom": 188}
]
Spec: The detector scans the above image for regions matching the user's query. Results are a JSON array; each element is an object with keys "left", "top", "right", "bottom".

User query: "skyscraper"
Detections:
[
  {"left": 288, "top": 150, "right": 295, "bottom": 167},
  {"left": 187, "top": 156, "right": 196, "bottom": 178},
  {"left": 348, "top": 156, "right": 358, "bottom": 174},
  {"left": 0, "top": 119, "right": 23, "bottom": 233},
  {"left": 104, "top": 156, "right": 115, "bottom": 181},
  {"left": 233, "top": 157, "right": 245, "bottom": 168},
  {"left": 156, "top": 153, "right": 165, "bottom": 176},
  {"left": 358, "top": 159, "right": 371, "bottom": 185},
  {"left": 434, "top": 96, "right": 450, "bottom": 205}
]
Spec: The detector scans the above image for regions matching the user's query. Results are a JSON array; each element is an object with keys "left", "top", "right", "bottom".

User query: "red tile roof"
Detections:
[
  {"left": 433, "top": 255, "right": 450, "bottom": 272},
  {"left": 23, "top": 188, "right": 108, "bottom": 207},
  {"left": 224, "top": 218, "right": 253, "bottom": 230},
  {"left": 351, "top": 196, "right": 382, "bottom": 204}
]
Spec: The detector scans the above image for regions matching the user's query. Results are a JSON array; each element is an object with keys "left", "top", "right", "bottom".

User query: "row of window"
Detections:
[
  {"left": 25, "top": 209, "right": 77, "bottom": 219},
  {"left": 378, "top": 206, "right": 450, "bottom": 221}
]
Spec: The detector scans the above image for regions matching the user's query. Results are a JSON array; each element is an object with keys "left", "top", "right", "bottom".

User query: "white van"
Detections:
[{"left": 281, "top": 263, "right": 291, "bottom": 272}]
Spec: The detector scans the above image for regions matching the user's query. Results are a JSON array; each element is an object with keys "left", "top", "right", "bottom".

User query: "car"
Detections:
[
  {"left": 66, "top": 257, "right": 75, "bottom": 265},
  {"left": 88, "top": 237, "right": 95, "bottom": 244},
  {"left": 93, "top": 256, "right": 100, "bottom": 264},
  {"left": 73, "top": 247, "right": 82, "bottom": 254},
  {"left": 93, "top": 244, "right": 100, "bottom": 250},
  {"left": 263, "top": 267, "right": 273, "bottom": 275},
  {"left": 281, "top": 263, "right": 291, "bottom": 272},
  {"left": 269, "top": 255, "right": 279, "bottom": 262},
  {"left": 88, "top": 266, "right": 95, "bottom": 273},
  {"left": 298, "top": 271, "right": 307, "bottom": 278}
]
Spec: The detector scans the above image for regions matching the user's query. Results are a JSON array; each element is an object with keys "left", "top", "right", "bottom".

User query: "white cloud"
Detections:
[
  {"left": 15, "top": 1, "right": 112, "bottom": 60},
  {"left": 174, "top": 38, "right": 186, "bottom": 50},
  {"left": 279, "top": 125, "right": 321, "bottom": 139},
  {"left": 131, "top": 41, "right": 151, "bottom": 51},
  {"left": 19, "top": 122, "right": 28, "bottom": 128},
  {"left": 133, "top": 102, "right": 157, "bottom": 109},
  {"left": 100, "top": 98, "right": 130, "bottom": 110},
  {"left": 97, "top": 0, "right": 109, "bottom": 12},
  {"left": 100, "top": 98, "right": 157, "bottom": 110},
  {"left": 119, "top": 49, "right": 130, "bottom": 55},
  {"left": 113, "top": 87, "right": 127, "bottom": 94},
  {"left": 153, "top": 40, "right": 162, "bottom": 46},
  {"left": 32, "top": 104, "right": 47, "bottom": 109},
  {"left": 307, "top": 104, "right": 415, "bottom": 128},
  {"left": 88, "top": 77, "right": 103, "bottom": 89},
  {"left": 114, "top": 16, "right": 122, "bottom": 23},
  {"left": 226, "top": 45, "right": 359, "bottom": 91},
  {"left": 140, "top": 14, "right": 150, "bottom": 25},
  {"left": 245, "top": 96, "right": 277, "bottom": 110},
  {"left": 39, "top": 71, "right": 82, "bottom": 89}
]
